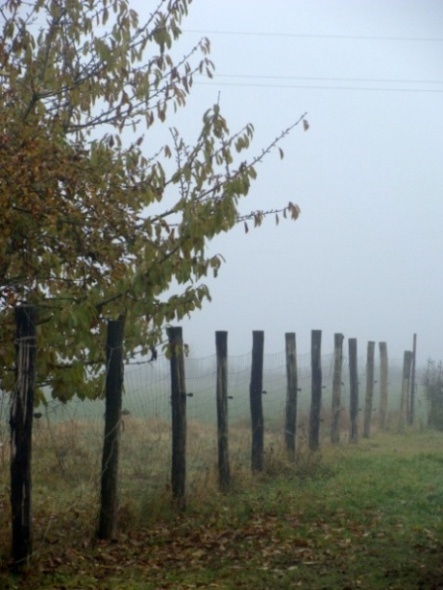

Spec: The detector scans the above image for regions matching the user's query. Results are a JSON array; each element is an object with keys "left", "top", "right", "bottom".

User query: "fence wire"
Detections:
[{"left": 0, "top": 350, "right": 428, "bottom": 511}]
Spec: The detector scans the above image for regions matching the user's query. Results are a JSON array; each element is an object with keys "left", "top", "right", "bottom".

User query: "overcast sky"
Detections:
[{"left": 145, "top": 1, "right": 443, "bottom": 366}]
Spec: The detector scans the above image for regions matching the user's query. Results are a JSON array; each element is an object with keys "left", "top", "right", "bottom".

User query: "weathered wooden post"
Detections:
[
  {"left": 285, "top": 332, "right": 298, "bottom": 460},
  {"left": 97, "top": 315, "right": 125, "bottom": 540},
  {"left": 216, "top": 331, "right": 230, "bottom": 492},
  {"left": 309, "top": 330, "right": 322, "bottom": 451},
  {"left": 348, "top": 338, "right": 359, "bottom": 443},
  {"left": 10, "top": 305, "right": 37, "bottom": 569},
  {"left": 378, "top": 342, "right": 389, "bottom": 431},
  {"left": 331, "top": 333, "right": 344, "bottom": 444},
  {"left": 400, "top": 350, "right": 413, "bottom": 430},
  {"left": 168, "top": 326, "right": 187, "bottom": 508},
  {"left": 409, "top": 333, "right": 417, "bottom": 426},
  {"left": 363, "top": 341, "right": 375, "bottom": 438},
  {"left": 250, "top": 331, "right": 264, "bottom": 472}
]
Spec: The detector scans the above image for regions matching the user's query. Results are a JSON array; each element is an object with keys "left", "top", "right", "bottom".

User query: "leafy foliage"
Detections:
[{"left": 0, "top": 0, "right": 306, "bottom": 400}]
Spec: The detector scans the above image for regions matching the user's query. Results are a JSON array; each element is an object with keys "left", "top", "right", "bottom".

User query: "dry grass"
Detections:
[{"left": 0, "top": 409, "right": 438, "bottom": 571}]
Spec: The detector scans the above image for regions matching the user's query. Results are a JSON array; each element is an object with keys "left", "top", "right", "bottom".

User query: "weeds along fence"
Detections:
[{"left": 1, "top": 329, "right": 426, "bottom": 482}]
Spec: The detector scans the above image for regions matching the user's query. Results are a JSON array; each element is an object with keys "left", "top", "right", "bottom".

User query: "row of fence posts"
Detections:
[
  {"left": 166, "top": 327, "right": 417, "bottom": 505},
  {"left": 8, "top": 305, "right": 418, "bottom": 565}
]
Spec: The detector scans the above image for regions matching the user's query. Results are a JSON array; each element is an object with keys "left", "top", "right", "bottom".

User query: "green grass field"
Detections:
[{"left": 1, "top": 425, "right": 442, "bottom": 590}]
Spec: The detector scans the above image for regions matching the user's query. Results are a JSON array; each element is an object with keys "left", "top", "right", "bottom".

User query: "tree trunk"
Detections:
[{"left": 10, "top": 305, "right": 37, "bottom": 569}]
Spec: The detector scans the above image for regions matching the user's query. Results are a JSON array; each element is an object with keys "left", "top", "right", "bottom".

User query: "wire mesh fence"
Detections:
[
  {"left": 1, "top": 347, "right": 428, "bottom": 482},
  {"left": 0, "top": 342, "right": 431, "bottom": 564}
]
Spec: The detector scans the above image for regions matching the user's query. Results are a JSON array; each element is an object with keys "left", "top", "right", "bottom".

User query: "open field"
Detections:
[
  {"left": 1, "top": 426, "right": 443, "bottom": 589},
  {"left": 0, "top": 353, "right": 436, "bottom": 588}
]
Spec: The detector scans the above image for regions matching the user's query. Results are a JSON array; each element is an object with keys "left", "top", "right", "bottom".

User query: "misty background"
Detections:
[{"left": 139, "top": 1, "right": 443, "bottom": 367}]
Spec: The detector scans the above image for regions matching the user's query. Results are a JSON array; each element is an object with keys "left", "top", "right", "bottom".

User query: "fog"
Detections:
[{"left": 143, "top": 1, "right": 443, "bottom": 366}]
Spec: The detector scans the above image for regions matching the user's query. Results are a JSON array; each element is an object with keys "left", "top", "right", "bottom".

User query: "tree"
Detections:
[
  {"left": 423, "top": 359, "right": 443, "bottom": 430},
  {"left": 0, "top": 0, "right": 306, "bottom": 400}
]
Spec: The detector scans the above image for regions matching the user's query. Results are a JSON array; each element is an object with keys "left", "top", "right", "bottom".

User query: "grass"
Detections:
[{"left": 1, "top": 425, "right": 443, "bottom": 589}]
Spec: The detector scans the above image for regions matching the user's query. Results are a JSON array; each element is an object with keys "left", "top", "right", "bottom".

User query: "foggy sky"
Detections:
[{"left": 142, "top": 1, "right": 443, "bottom": 366}]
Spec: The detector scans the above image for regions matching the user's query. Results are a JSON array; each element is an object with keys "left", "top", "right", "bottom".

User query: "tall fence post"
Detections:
[
  {"left": 363, "top": 341, "right": 375, "bottom": 438},
  {"left": 285, "top": 332, "right": 298, "bottom": 460},
  {"left": 400, "top": 350, "right": 413, "bottom": 431},
  {"left": 348, "top": 338, "right": 359, "bottom": 443},
  {"left": 409, "top": 333, "right": 417, "bottom": 426},
  {"left": 168, "top": 326, "right": 187, "bottom": 509},
  {"left": 331, "top": 333, "right": 344, "bottom": 444},
  {"left": 309, "top": 330, "right": 322, "bottom": 451},
  {"left": 97, "top": 315, "right": 125, "bottom": 540},
  {"left": 10, "top": 305, "right": 37, "bottom": 570},
  {"left": 250, "top": 330, "right": 264, "bottom": 472},
  {"left": 378, "top": 342, "right": 389, "bottom": 431},
  {"left": 216, "top": 331, "right": 230, "bottom": 492}
]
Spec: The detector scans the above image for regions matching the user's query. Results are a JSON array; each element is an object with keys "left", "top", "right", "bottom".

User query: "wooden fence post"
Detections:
[
  {"left": 348, "top": 338, "right": 359, "bottom": 443},
  {"left": 363, "top": 341, "right": 375, "bottom": 438},
  {"left": 378, "top": 342, "right": 389, "bottom": 431},
  {"left": 216, "top": 331, "right": 230, "bottom": 492},
  {"left": 10, "top": 305, "right": 37, "bottom": 570},
  {"left": 285, "top": 332, "right": 298, "bottom": 460},
  {"left": 409, "top": 334, "right": 417, "bottom": 426},
  {"left": 250, "top": 331, "right": 264, "bottom": 472},
  {"left": 309, "top": 330, "right": 322, "bottom": 451},
  {"left": 168, "top": 326, "right": 187, "bottom": 508},
  {"left": 331, "top": 333, "right": 344, "bottom": 444},
  {"left": 400, "top": 350, "right": 413, "bottom": 430},
  {"left": 97, "top": 315, "right": 125, "bottom": 540}
]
